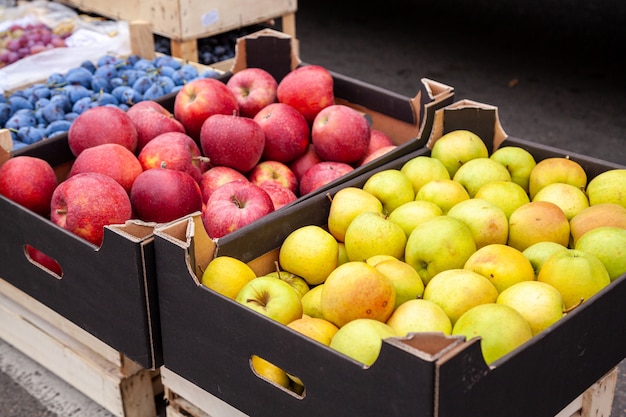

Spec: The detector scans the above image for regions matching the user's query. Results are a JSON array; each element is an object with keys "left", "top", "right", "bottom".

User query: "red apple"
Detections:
[
  {"left": 138, "top": 132, "right": 206, "bottom": 183},
  {"left": 50, "top": 172, "right": 133, "bottom": 246},
  {"left": 174, "top": 78, "right": 239, "bottom": 142},
  {"left": 202, "top": 180, "right": 274, "bottom": 239},
  {"left": 226, "top": 68, "right": 278, "bottom": 118},
  {"left": 25, "top": 245, "right": 63, "bottom": 276},
  {"left": 126, "top": 100, "right": 186, "bottom": 151},
  {"left": 276, "top": 65, "right": 334, "bottom": 124},
  {"left": 68, "top": 143, "right": 143, "bottom": 194},
  {"left": 253, "top": 102, "right": 310, "bottom": 163},
  {"left": 311, "top": 104, "right": 371, "bottom": 164},
  {"left": 0, "top": 156, "right": 58, "bottom": 216},
  {"left": 359, "top": 145, "right": 398, "bottom": 166},
  {"left": 289, "top": 144, "right": 322, "bottom": 182},
  {"left": 68, "top": 106, "right": 138, "bottom": 157},
  {"left": 199, "top": 166, "right": 249, "bottom": 204},
  {"left": 362, "top": 130, "right": 394, "bottom": 159},
  {"left": 248, "top": 160, "right": 298, "bottom": 194},
  {"left": 299, "top": 161, "right": 354, "bottom": 195},
  {"left": 130, "top": 168, "right": 203, "bottom": 224},
  {"left": 261, "top": 183, "right": 298, "bottom": 210},
  {"left": 200, "top": 114, "right": 265, "bottom": 173}
]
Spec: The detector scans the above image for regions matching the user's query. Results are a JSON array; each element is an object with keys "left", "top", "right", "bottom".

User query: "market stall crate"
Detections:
[{"left": 153, "top": 100, "right": 625, "bottom": 417}]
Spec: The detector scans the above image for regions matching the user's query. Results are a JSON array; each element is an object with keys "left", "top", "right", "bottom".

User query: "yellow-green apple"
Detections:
[
  {"left": 423, "top": 269, "right": 498, "bottom": 325},
  {"left": 125, "top": 100, "right": 186, "bottom": 152},
  {"left": 173, "top": 77, "right": 239, "bottom": 142},
  {"left": 364, "top": 254, "right": 397, "bottom": 267},
  {"left": 474, "top": 180, "right": 530, "bottom": 219},
  {"left": 248, "top": 160, "right": 298, "bottom": 194},
  {"left": 200, "top": 114, "right": 265, "bottom": 174},
  {"left": 344, "top": 211, "right": 407, "bottom": 261},
  {"left": 250, "top": 355, "right": 290, "bottom": 389},
  {"left": 327, "top": 186, "right": 383, "bottom": 242},
  {"left": 199, "top": 166, "right": 248, "bottom": 204},
  {"left": 0, "top": 155, "right": 57, "bottom": 216},
  {"left": 276, "top": 64, "right": 334, "bottom": 125},
  {"left": 415, "top": 179, "right": 470, "bottom": 214},
  {"left": 507, "top": 201, "right": 570, "bottom": 251},
  {"left": 138, "top": 131, "right": 206, "bottom": 183},
  {"left": 386, "top": 298, "right": 452, "bottom": 336},
  {"left": 452, "top": 157, "right": 512, "bottom": 198},
  {"left": 362, "top": 169, "right": 415, "bottom": 214},
  {"left": 298, "top": 161, "right": 354, "bottom": 195},
  {"left": 359, "top": 145, "right": 398, "bottom": 166},
  {"left": 260, "top": 183, "right": 297, "bottom": 210},
  {"left": 370, "top": 257, "right": 424, "bottom": 309},
  {"left": 68, "top": 105, "right": 138, "bottom": 156},
  {"left": 311, "top": 104, "right": 371, "bottom": 165},
  {"left": 263, "top": 269, "right": 310, "bottom": 299},
  {"left": 300, "top": 284, "right": 325, "bottom": 319},
  {"left": 405, "top": 216, "right": 477, "bottom": 285},
  {"left": 400, "top": 155, "right": 450, "bottom": 195},
  {"left": 575, "top": 226, "right": 626, "bottom": 281},
  {"left": 68, "top": 143, "right": 142, "bottom": 194},
  {"left": 452, "top": 303, "right": 533, "bottom": 365},
  {"left": 489, "top": 146, "right": 537, "bottom": 192},
  {"left": 279, "top": 225, "right": 338, "bottom": 285},
  {"left": 522, "top": 241, "right": 569, "bottom": 277},
  {"left": 329, "top": 318, "right": 398, "bottom": 366},
  {"left": 253, "top": 102, "right": 310, "bottom": 163},
  {"left": 447, "top": 198, "right": 509, "bottom": 249},
  {"left": 130, "top": 168, "right": 203, "bottom": 224},
  {"left": 201, "top": 255, "right": 257, "bottom": 300},
  {"left": 51, "top": 172, "right": 133, "bottom": 246},
  {"left": 321, "top": 261, "right": 396, "bottom": 327},
  {"left": 287, "top": 316, "right": 339, "bottom": 346},
  {"left": 288, "top": 144, "right": 322, "bottom": 183},
  {"left": 25, "top": 245, "right": 62, "bottom": 276},
  {"left": 569, "top": 203, "right": 626, "bottom": 246},
  {"left": 464, "top": 243, "right": 535, "bottom": 293},
  {"left": 201, "top": 180, "right": 274, "bottom": 238},
  {"left": 538, "top": 249, "right": 611, "bottom": 309},
  {"left": 388, "top": 200, "right": 443, "bottom": 238},
  {"left": 532, "top": 182, "right": 589, "bottom": 220},
  {"left": 497, "top": 281, "right": 565, "bottom": 336},
  {"left": 337, "top": 242, "right": 349, "bottom": 266},
  {"left": 236, "top": 276, "right": 303, "bottom": 325},
  {"left": 586, "top": 169, "right": 626, "bottom": 208},
  {"left": 430, "top": 130, "right": 489, "bottom": 178},
  {"left": 226, "top": 67, "right": 278, "bottom": 118},
  {"left": 528, "top": 157, "right": 587, "bottom": 199}
]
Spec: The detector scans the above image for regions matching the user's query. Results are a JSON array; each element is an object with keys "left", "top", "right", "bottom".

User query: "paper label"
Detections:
[{"left": 202, "top": 9, "right": 219, "bottom": 27}]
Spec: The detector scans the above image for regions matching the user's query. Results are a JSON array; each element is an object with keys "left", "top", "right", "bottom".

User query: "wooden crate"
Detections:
[{"left": 0, "top": 278, "right": 162, "bottom": 417}]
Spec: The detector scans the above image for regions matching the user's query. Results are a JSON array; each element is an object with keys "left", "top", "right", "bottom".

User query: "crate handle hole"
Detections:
[
  {"left": 24, "top": 244, "right": 63, "bottom": 278},
  {"left": 249, "top": 355, "right": 305, "bottom": 399}
]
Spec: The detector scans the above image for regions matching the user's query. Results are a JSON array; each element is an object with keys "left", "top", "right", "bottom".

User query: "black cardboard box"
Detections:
[{"left": 153, "top": 100, "right": 626, "bottom": 416}]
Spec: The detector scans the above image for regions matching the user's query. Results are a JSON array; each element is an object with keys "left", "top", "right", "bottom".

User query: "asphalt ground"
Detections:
[{"left": 1, "top": 0, "right": 625, "bottom": 415}]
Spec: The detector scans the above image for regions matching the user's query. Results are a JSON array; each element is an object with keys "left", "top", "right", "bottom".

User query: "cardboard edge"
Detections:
[{"left": 230, "top": 28, "right": 301, "bottom": 76}]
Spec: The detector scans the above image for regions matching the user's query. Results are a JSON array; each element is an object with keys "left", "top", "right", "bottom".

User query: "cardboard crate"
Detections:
[{"left": 152, "top": 100, "right": 626, "bottom": 417}]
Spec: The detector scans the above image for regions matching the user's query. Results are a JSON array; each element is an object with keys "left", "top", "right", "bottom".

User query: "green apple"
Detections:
[
  {"left": 279, "top": 225, "right": 339, "bottom": 285},
  {"left": 362, "top": 169, "right": 415, "bottom": 214},
  {"left": 586, "top": 169, "right": 626, "bottom": 208},
  {"left": 497, "top": 281, "right": 565, "bottom": 336},
  {"left": 344, "top": 211, "right": 407, "bottom": 262},
  {"left": 423, "top": 268, "right": 498, "bottom": 325},
  {"left": 532, "top": 182, "right": 589, "bottom": 220},
  {"left": 250, "top": 355, "right": 291, "bottom": 389},
  {"left": 537, "top": 249, "right": 611, "bottom": 309},
  {"left": 329, "top": 318, "right": 398, "bottom": 366},
  {"left": 452, "top": 303, "right": 533, "bottom": 365},
  {"left": 201, "top": 256, "right": 257, "bottom": 300},
  {"left": 400, "top": 155, "right": 450, "bottom": 194},
  {"left": 522, "top": 241, "right": 569, "bottom": 277},
  {"left": 464, "top": 243, "right": 536, "bottom": 293},
  {"left": 447, "top": 198, "right": 509, "bottom": 249},
  {"left": 528, "top": 157, "right": 587, "bottom": 199},
  {"left": 327, "top": 186, "right": 383, "bottom": 242},
  {"left": 452, "top": 157, "right": 512, "bottom": 198},
  {"left": 263, "top": 270, "right": 310, "bottom": 299},
  {"left": 388, "top": 200, "right": 443, "bottom": 238},
  {"left": 430, "top": 129, "right": 489, "bottom": 178},
  {"left": 236, "top": 276, "right": 303, "bottom": 325},
  {"left": 507, "top": 201, "right": 570, "bottom": 251},
  {"left": 489, "top": 146, "right": 536, "bottom": 192},
  {"left": 415, "top": 179, "right": 470, "bottom": 214},
  {"left": 405, "top": 215, "right": 477, "bottom": 285},
  {"left": 569, "top": 203, "right": 626, "bottom": 246},
  {"left": 474, "top": 180, "right": 530, "bottom": 219},
  {"left": 386, "top": 299, "right": 452, "bottom": 336},
  {"left": 321, "top": 261, "right": 396, "bottom": 327},
  {"left": 300, "top": 284, "right": 325, "bottom": 319},
  {"left": 370, "top": 257, "right": 425, "bottom": 309},
  {"left": 575, "top": 226, "right": 626, "bottom": 281}
]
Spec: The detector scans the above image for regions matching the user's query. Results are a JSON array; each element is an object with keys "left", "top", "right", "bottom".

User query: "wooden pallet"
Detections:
[
  {"left": 161, "top": 365, "right": 618, "bottom": 417},
  {"left": 0, "top": 278, "right": 162, "bottom": 417}
]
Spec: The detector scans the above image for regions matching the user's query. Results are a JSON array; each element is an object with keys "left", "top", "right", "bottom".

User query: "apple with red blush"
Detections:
[
  {"left": 200, "top": 166, "right": 249, "bottom": 204},
  {"left": 68, "top": 106, "right": 138, "bottom": 157},
  {"left": 126, "top": 100, "right": 186, "bottom": 151},
  {"left": 289, "top": 144, "right": 322, "bottom": 182},
  {"left": 359, "top": 145, "right": 398, "bottom": 166},
  {"left": 261, "top": 183, "right": 297, "bottom": 210},
  {"left": 299, "top": 161, "right": 354, "bottom": 195},
  {"left": 311, "top": 104, "right": 371, "bottom": 164},
  {"left": 138, "top": 132, "right": 207, "bottom": 183},
  {"left": 226, "top": 67, "right": 278, "bottom": 118},
  {"left": 25, "top": 245, "right": 63, "bottom": 276},
  {"left": 248, "top": 160, "right": 298, "bottom": 194},
  {"left": 276, "top": 65, "right": 334, "bottom": 125},
  {"left": 0, "top": 155, "right": 58, "bottom": 217},
  {"left": 253, "top": 102, "right": 310, "bottom": 163}
]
